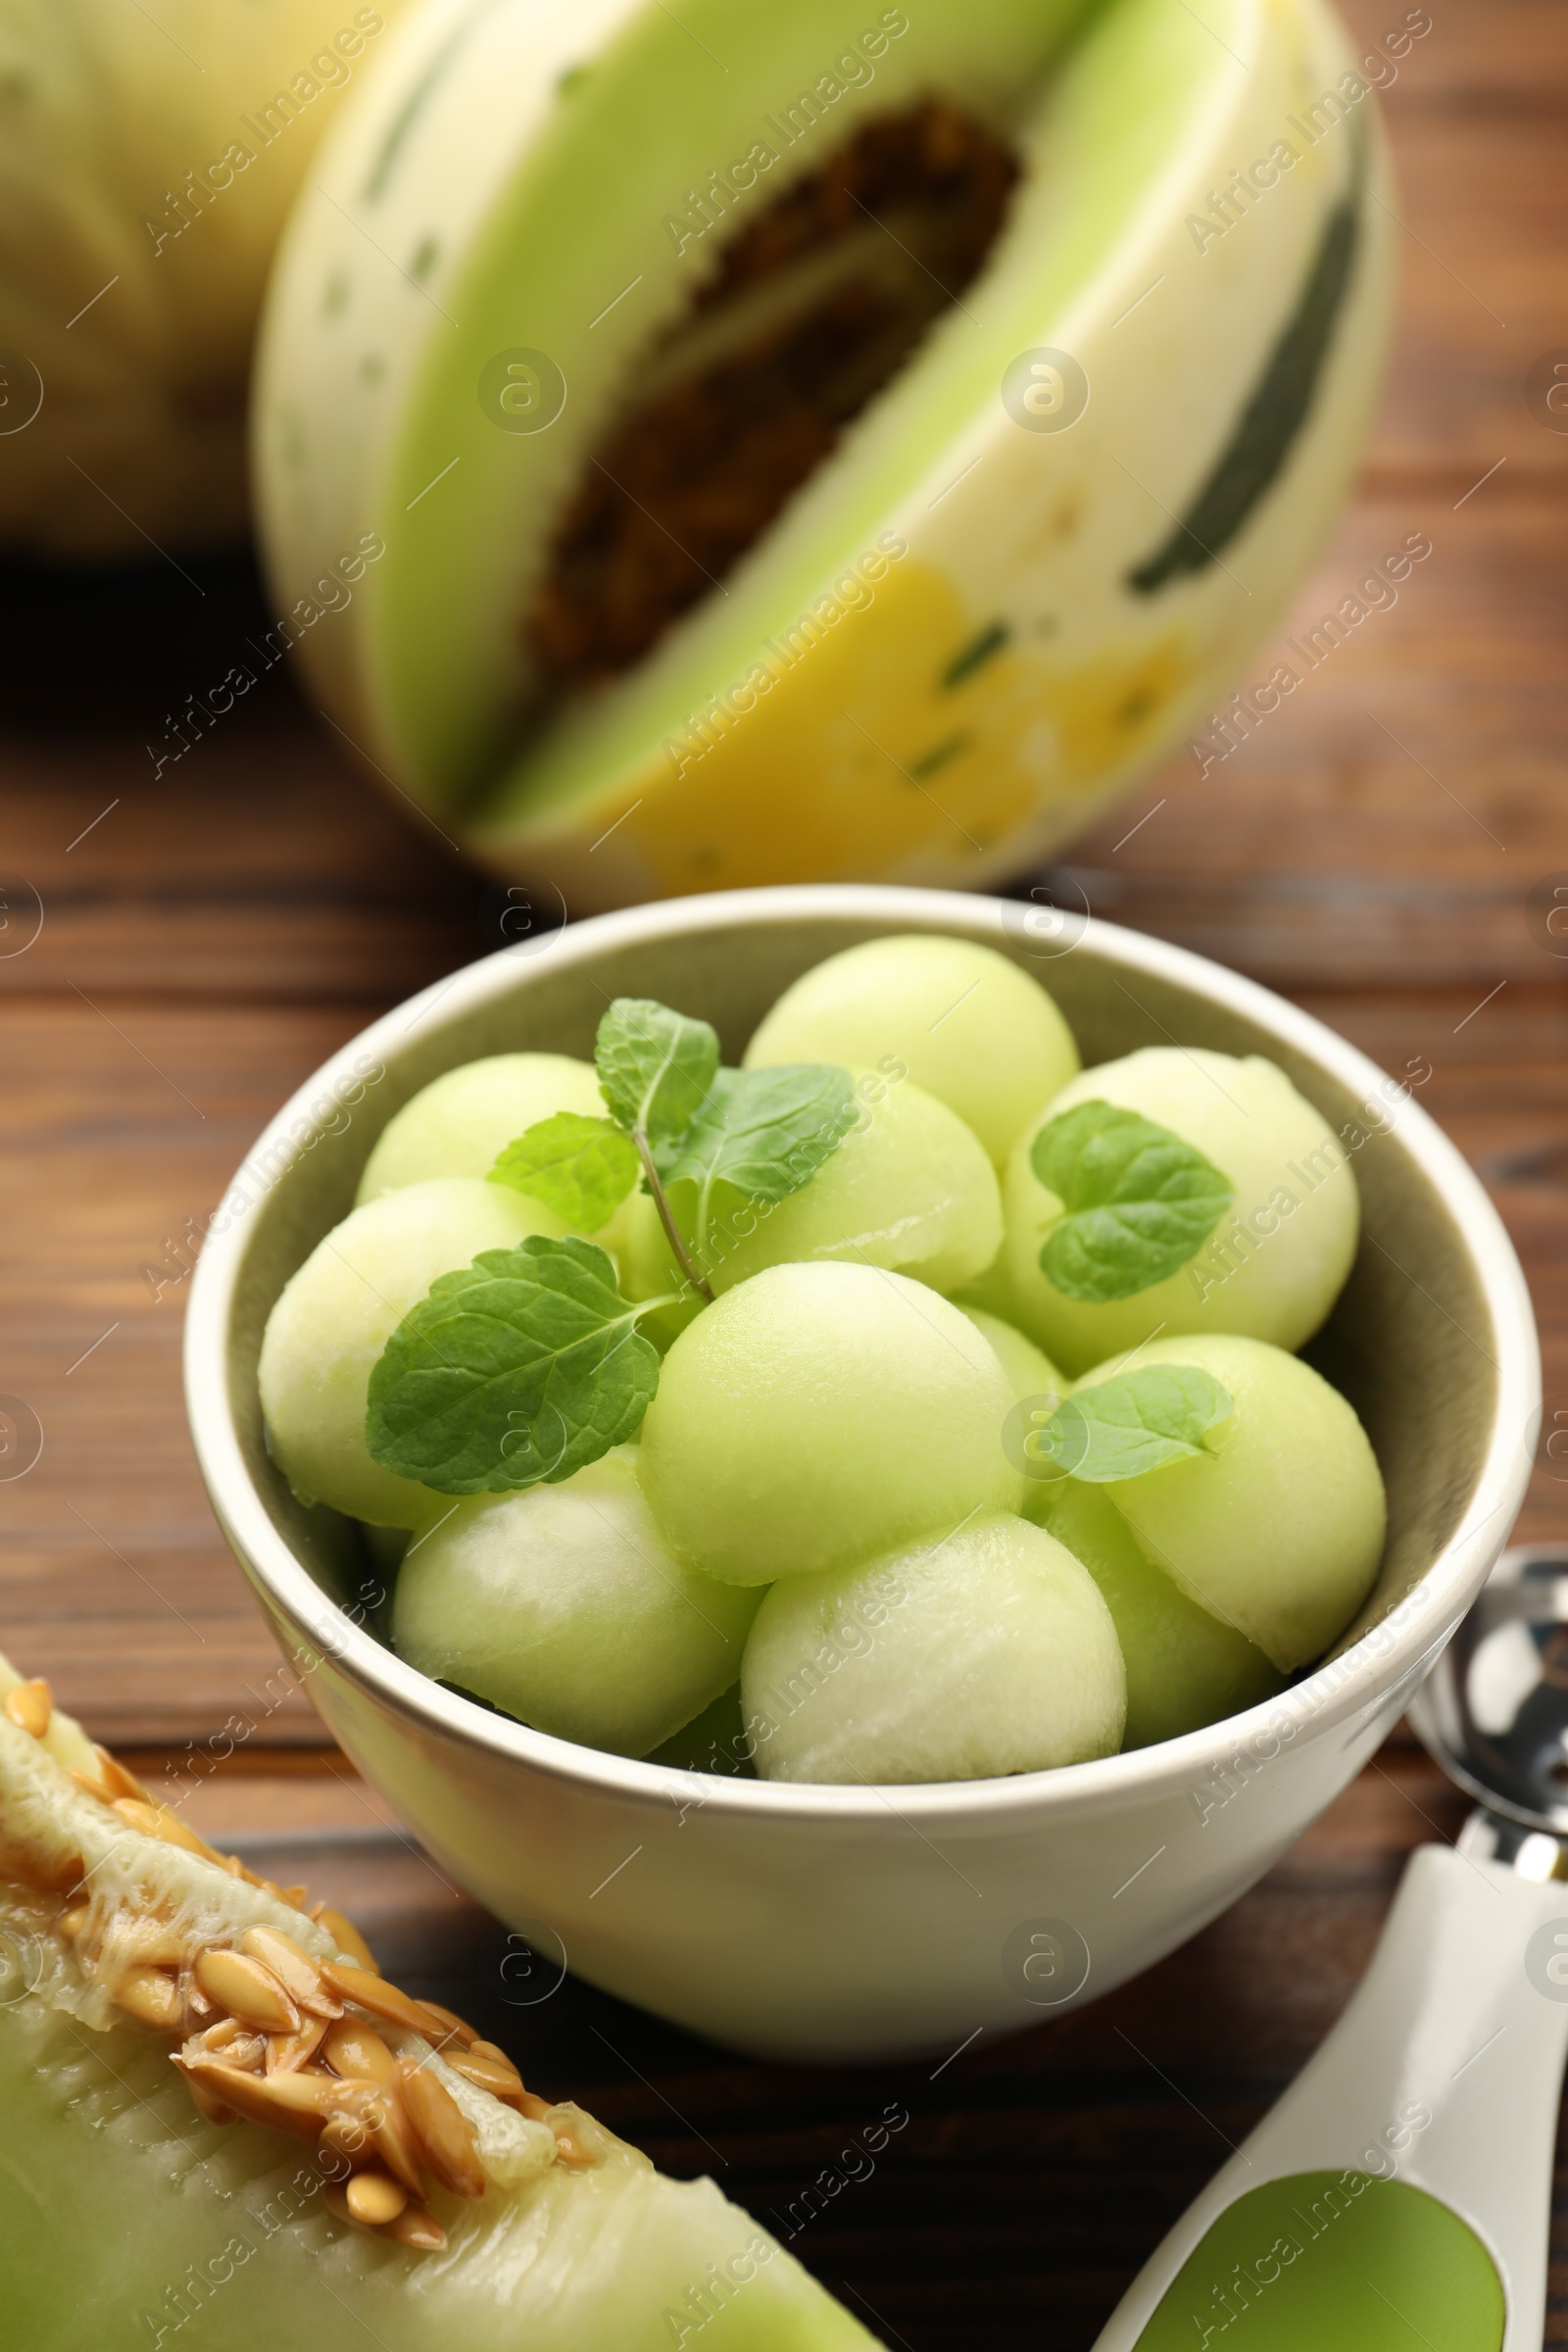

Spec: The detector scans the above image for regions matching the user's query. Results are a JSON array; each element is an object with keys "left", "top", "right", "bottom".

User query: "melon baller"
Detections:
[{"left": 1093, "top": 1544, "right": 1568, "bottom": 2352}]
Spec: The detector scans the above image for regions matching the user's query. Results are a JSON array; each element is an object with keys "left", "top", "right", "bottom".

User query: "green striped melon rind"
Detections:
[
  {"left": 0, "top": 1689, "right": 877, "bottom": 2352},
  {"left": 254, "top": 0, "right": 1394, "bottom": 907}
]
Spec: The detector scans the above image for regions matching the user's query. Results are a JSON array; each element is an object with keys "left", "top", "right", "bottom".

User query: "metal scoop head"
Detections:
[{"left": 1409, "top": 1542, "right": 1568, "bottom": 1867}]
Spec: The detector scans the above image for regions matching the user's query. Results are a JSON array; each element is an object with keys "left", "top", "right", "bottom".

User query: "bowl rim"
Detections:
[{"left": 185, "top": 882, "right": 1541, "bottom": 1827}]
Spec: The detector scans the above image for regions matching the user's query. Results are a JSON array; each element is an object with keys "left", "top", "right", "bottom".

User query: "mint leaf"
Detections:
[
  {"left": 1031, "top": 1101, "right": 1233, "bottom": 1301},
  {"left": 597, "top": 999, "right": 718, "bottom": 1142},
  {"left": 488, "top": 1113, "right": 639, "bottom": 1233},
  {"left": 366, "top": 1236, "right": 661, "bottom": 1494},
  {"left": 655, "top": 1064, "right": 858, "bottom": 1204},
  {"left": 1032, "top": 1365, "right": 1234, "bottom": 1483}
]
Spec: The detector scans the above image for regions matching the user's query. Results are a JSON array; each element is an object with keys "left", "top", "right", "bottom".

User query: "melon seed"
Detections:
[
  {"left": 380, "top": 2203, "right": 447, "bottom": 2252},
  {"left": 266, "top": 2017, "right": 328, "bottom": 2075},
  {"left": 360, "top": 2084, "right": 427, "bottom": 2198},
  {"left": 116, "top": 1966, "right": 181, "bottom": 2031},
  {"left": 5, "top": 1678, "right": 52, "bottom": 1739},
  {"left": 395, "top": 2058, "right": 484, "bottom": 2199},
  {"left": 318, "top": 2108, "right": 372, "bottom": 2167},
  {"left": 56, "top": 1901, "right": 89, "bottom": 1940},
  {"left": 319, "top": 1960, "right": 438, "bottom": 2039},
  {"left": 417, "top": 1999, "right": 478, "bottom": 2050},
  {"left": 178, "top": 2059, "right": 368, "bottom": 2140},
  {"left": 449, "top": 2047, "right": 524, "bottom": 2099},
  {"left": 185, "top": 2016, "right": 245, "bottom": 2056},
  {"left": 346, "top": 2169, "right": 408, "bottom": 2227},
  {"left": 555, "top": 2132, "right": 595, "bottom": 2168},
  {"left": 110, "top": 1918, "right": 185, "bottom": 1971},
  {"left": 312, "top": 1904, "right": 380, "bottom": 1975},
  {"left": 242, "top": 1925, "right": 342, "bottom": 2019},
  {"left": 73, "top": 1743, "right": 149, "bottom": 1804},
  {"left": 184, "top": 2073, "right": 238, "bottom": 2126},
  {"left": 99, "top": 1745, "right": 149, "bottom": 1801},
  {"left": 194, "top": 1948, "right": 300, "bottom": 2035},
  {"left": 321, "top": 2017, "right": 395, "bottom": 2085}
]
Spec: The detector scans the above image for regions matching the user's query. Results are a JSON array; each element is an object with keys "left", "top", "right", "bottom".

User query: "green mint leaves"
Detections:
[
  {"left": 654, "top": 1063, "right": 858, "bottom": 1204},
  {"left": 595, "top": 1000, "right": 856, "bottom": 1218},
  {"left": 596, "top": 999, "right": 718, "bottom": 1142},
  {"left": 1031, "top": 1102, "right": 1233, "bottom": 1301},
  {"left": 375, "top": 995, "right": 861, "bottom": 1497},
  {"left": 489, "top": 1112, "right": 641, "bottom": 1234},
  {"left": 366, "top": 1237, "right": 661, "bottom": 1494},
  {"left": 1030, "top": 1365, "right": 1234, "bottom": 1483}
]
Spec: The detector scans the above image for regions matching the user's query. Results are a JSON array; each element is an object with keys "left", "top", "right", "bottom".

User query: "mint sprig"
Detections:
[
  {"left": 366, "top": 1237, "right": 663, "bottom": 1494},
  {"left": 489, "top": 1112, "right": 640, "bottom": 1234},
  {"left": 374, "top": 994, "right": 861, "bottom": 1496},
  {"left": 654, "top": 1062, "right": 858, "bottom": 1269},
  {"left": 1031, "top": 1101, "right": 1233, "bottom": 1301},
  {"left": 1029, "top": 1364, "right": 1233, "bottom": 1483}
]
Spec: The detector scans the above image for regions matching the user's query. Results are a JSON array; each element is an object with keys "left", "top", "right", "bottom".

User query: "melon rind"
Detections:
[
  {"left": 0, "top": 1690, "right": 878, "bottom": 2351},
  {"left": 255, "top": 0, "right": 1393, "bottom": 906}
]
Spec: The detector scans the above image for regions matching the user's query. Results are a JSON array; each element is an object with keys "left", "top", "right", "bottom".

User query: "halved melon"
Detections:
[
  {"left": 0, "top": 1660, "right": 877, "bottom": 2350},
  {"left": 255, "top": 0, "right": 1393, "bottom": 907}
]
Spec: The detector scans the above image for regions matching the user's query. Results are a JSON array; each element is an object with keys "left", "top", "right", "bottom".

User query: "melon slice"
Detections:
[
  {"left": 0, "top": 1661, "right": 878, "bottom": 2351},
  {"left": 256, "top": 0, "right": 1392, "bottom": 906}
]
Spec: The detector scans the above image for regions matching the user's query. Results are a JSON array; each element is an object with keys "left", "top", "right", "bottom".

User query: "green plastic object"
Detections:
[{"left": 1131, "top": 2172, "right": 1504, "bottom": 2351}]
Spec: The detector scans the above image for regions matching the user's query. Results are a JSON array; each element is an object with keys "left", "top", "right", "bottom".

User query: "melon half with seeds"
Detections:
[
  {"left": 256, "top": 0, "right": 1392, "bottom": 906},
  {"left": 0, "top": 1660, "right": 877, "bottom": 2351}
]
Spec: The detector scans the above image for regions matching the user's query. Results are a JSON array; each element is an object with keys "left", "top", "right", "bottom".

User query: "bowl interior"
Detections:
[{"left": 220, "top": 902, "right": 1503, "bottom": 1692}]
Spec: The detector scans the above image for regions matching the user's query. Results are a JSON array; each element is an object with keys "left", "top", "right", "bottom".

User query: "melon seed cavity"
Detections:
[
  {"left": 3, "top": 1692, "right": 588, "bottom": 2254},
  {"left": 527, "top": 99, "right": 1018, "bottom": 687}
]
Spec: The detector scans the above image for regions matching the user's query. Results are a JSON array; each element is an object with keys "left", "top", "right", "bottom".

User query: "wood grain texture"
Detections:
[{"left": 0, "top": 0, "right": 1565, "bottom": 2338}]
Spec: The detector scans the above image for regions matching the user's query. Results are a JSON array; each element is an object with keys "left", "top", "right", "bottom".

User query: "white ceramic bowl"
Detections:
[{"left": 185, "top": 886, "right": 1539, "bottom": 2063}]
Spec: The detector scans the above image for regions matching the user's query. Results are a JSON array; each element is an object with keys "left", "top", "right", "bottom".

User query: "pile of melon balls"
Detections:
[{"left": 258, "top": 934, "right": 1386, "bottom": 1785}]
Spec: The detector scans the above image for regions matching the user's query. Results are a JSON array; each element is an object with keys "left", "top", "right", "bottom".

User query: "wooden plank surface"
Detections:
[{"left": 1, "top": 0, "right": 1566, "bottom": 2339}]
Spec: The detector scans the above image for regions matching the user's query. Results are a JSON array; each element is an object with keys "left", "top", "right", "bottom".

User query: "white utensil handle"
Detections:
[{"left": 1095, "top": 1844, "right": 1568, "bottom": 2349}]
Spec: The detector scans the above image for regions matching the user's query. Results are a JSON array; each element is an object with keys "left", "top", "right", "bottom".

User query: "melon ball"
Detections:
[
  {"left": 960, "top": 1305, "right": 1068, "bottom": 1410},
  {"left": 663, "top": 1070, "right": 1002, "bottom": 1298},
  {"left": 614, "top": 1189, "right": 706, "bottom": 1351},
  {"left": 951, "top": 1247, "right": 1036, "bottom": 1332},
  {"left": 742, "top": 1513, "right": 1124, "bottom": 1784},
  {"left": 357, "top": 1054, "right": 605, "bottom": 1200},
  {"left": 1003, "top": 1048, "right": 1360, "bottom": 1374},
  {"left": 391, "top": 1449, "right": 758, "bottom": 1756},
  {"left": 745, "top": 934, "right": 1079, "bottom": 1165},
  {"left": 1026, "top": 1479, "right": 1283, "bottom": 1748},
  {"left": 259, "top": 1177, "right": 563, "bottom": 1528},
  {"left": 1073, "top": 1334, "right": 1386, "bottom": 1672},
  {"left": 639, "top": 1263, "right": 1023, "bottom": 1586}
]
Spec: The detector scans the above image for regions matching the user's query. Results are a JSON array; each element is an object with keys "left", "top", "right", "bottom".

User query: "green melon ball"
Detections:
[
  {"left": 701, "top": 1070, "right": 1002, "bottom": 1296},
  {"left": 1003, "top": 1047, "right": 1360, "bottom": 1374},
  {"left": 745, "top": 934, "right": 1079, "bottom": 1166},
  {"left": 614, "top": 1188, "right": 707, "bottom": 1351},
  {"left": 356, "top": 1054, "right": 605, "bottom": 1200},
  {"left": 1026, "top": 1477, "right": 1283, "bottom": 1748},
  {"left": 960, "top": 1305, "right": 1068, "bottom": 1410},
  {"left": 1074, "top": 1333, "right": 1386, "bottom": 1673},
  {"left": 390, "top": 1448, "right": 758, "bottom": 1756},
  {"left": 259, "top": 1177, "right": 563, "bottom": 1528},
  {"left": 950, "top": 1244, "right": 1037, "bottom": 1331},
  {"left": 639, "top": 1262, "right": 1024, "bottom": 1587},
  {"left": 620, "top": 1068, "right": 1003, "bottom": 1312},
  {"left": 742, "top": 1512, "right": 1124, "bottom": 1785}
]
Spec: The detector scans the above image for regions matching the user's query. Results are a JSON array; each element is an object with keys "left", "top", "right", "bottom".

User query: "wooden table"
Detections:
[{"left": 2, "top": 1, "right": 1565, "bottom": 2339}]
